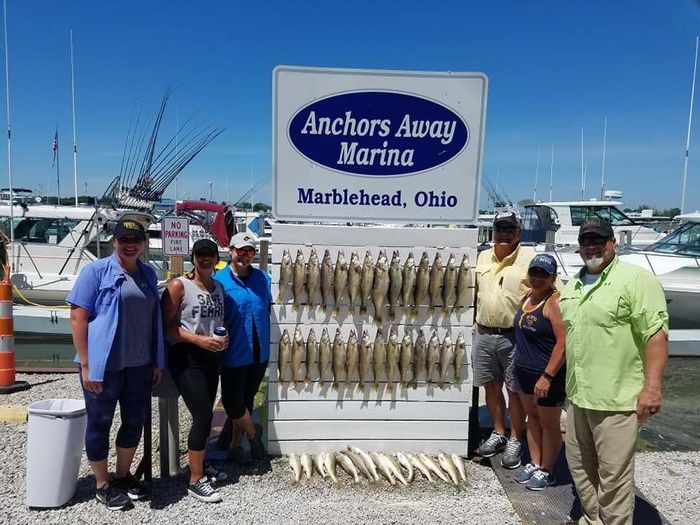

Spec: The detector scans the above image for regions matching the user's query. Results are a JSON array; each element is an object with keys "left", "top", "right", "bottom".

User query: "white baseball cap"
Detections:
[{"left": 229, "top": 232, "right": 257, "bottom": 250}]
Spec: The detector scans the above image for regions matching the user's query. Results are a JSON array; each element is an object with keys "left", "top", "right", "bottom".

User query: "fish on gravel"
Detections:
[
  {"left": 426, "top": 331, "right": 440, "bottom": 385},
  {"left": 358, "top": 330, "right": 373, "bottom": 392},
  {"left": 429, "top": 251, "right": 444, "bottom": 313},
  {"left": 306, "top": 248, "right": 321, "bottom": 311},
  {"left": 300, "top": 453, "right": 314, "bottom": 480},
  {"left": 314, "top": 452, "right": 327, "bottom": 478},
  {"left": 372, "top": 330, "right": 386, "bottom": 392},
  {"left": 277, "top": 248, "right": 292, "bottom": 303},
  {"left": 360, "top": 250, "right": 375, "bottom": 314},
  {"left": 292, "top": 249, "right": 306, "bottom": 312},
  {"left": 348, "top": 250, "right": 362, "bottom": 315},
  {"left": 291, "top": 326, "right": 305, "bottom": 387},
  {"left": 278, "top": 329, "right": 292, "bottom": 386},
  {"left": 304, "top": 328, "right": 318, "bottom": 386},
  {"left": 413, "top": 251, "right": 431, "bottom": 317},
  {"left": 318, "top": 328, "right": 332, "bottom": 387},
  {"left": 407, "top": 452, "right": 434, "bottom": 484},
  {"left": 320, "top": 249, "right": 334, "bottom": 313},
  {"left": 442, "top": 252, "right": 458, "bottom": 318},
  {"left": 384, "top": 454, "right": 409, "bottom": 486},
  {"left": 454, "top": 254, "right": 473, "bottom": 312},
  {"left": 438, "top": 451, "right": 461, "bottom": 487},
  {"left": 386, "top": 327, "right": 400, "bottom": 393},
  {"left": 370, "top": 452, "right": 396, "bottom": 485},
  {"left": 345, "top": 329, "right": 359, "bottom": 384},
  {"left": 418, "top": 452, "right": 451, "bottom": 484},
  {"left": 401, "top": 252, "right": 416, "bottom": 312},
  {"left": 388, "top": 250, "right": 403, "bottom": 320},
  {"left": 348, "top": 445, "right": 381, "bottom": 482},
  {"left": 454, "top": 332, "right": 467, "bottom": 383},
  {"left": 345, "top": 450, "right": 374, "bottom": 482},
  {"left": 335, "top": 452, "right": 361, "bottom": 483},
  {"left": 451, "top": 453, "right": 468, "bottom": 484},
  {"left": 412, "top": 329, "right": 427, "bottom": 388},
  {"left": 333, "top": 250, "right": 349, "bottom": 315},
  {"left": 323, "top": 451, "right": 339, "bottom": 485},
  {"left": 372, "top": 250, "right": 389, "bottom": 324},
  {"left": 399, "top": 331, "right": 413, "bottom": 389},
  {"left": 439, "top": 333, "right": 453, "bottom": 388},
  {"left": 395, "top": 452, "right": 415, "bottom": 483},
  {"left": 332, "top": 328, "right": 346, "bottom": 390},
  {"left": 289, "top": 453, "right": 303, "bottom": 483}
]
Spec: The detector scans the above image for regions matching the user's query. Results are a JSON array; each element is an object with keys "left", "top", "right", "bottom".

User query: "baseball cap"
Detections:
[
  {"left": 229, "top": 232, "right": 257, "bottom": 250},
  {"left": 529, "top": 253, "right": 557, "bottom": 275},
  {"left": 114, "top": 219, "right": 146, "bottom": 241},
  {"left": 192, "top": 238, "right": 219, "bottom": 255},
  {"left": 493, "top": 210, "right": 520, "bottom": 227},
  {"left": 578, "top": 218, "right": 614, "bottom": 241}
]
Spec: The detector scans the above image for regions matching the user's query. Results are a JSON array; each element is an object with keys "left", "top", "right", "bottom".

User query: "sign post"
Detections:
[{"left": 162, "top": 217, "right": 189, "bottom": 278}]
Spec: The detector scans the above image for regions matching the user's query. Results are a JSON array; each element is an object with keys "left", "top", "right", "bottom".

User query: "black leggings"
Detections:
[
  {"left": 221, "top": 362, "right": 268, "bottom": 420},
  {"left": 169, "top": 343, "right": 220, "bottom": 451}
]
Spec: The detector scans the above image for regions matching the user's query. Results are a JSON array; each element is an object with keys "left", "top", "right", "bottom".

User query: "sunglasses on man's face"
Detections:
[
  {"left": 579, "top": 235, "right": 609, "bottom": 247},
  {"left": 235, "top": 248, "right": 255, "bottom": 256},
  {"left": 495, "top": 225, "right": 517, "bottom": 234}
]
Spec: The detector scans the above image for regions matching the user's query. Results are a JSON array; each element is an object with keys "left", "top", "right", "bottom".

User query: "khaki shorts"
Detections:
[{"left": 472, "top": 325, "right": 517, "bottom": 389}]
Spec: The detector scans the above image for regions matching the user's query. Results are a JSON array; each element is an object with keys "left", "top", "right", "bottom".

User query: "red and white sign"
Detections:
[{"left": 162, "top": 217, "right": 190, "bottom": 256}]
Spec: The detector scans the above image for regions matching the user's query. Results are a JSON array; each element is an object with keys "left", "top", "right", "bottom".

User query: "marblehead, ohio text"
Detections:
[{"left": 297, "top": 187, "right": 458, "bottom": 208}]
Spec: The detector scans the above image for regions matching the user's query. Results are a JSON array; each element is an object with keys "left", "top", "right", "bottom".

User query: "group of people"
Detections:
[
  {"left": 473, "top": 211, "right": 669, "bottom": 525},
  {"left": 68, "top": 219, "right": 271, "bottom": 509}
]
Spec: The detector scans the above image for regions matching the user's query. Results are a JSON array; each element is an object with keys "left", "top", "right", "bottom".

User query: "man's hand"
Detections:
[
  {"left": 81, "top": 365, "right": 103, "bottom": 394},
  {"left": 636, "top": 385, "right": 662, "bottom": 422}
]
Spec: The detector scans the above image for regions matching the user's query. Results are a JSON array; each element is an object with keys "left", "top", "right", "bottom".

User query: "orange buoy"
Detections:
[{"left": 0, "top": 269, "right": 30, "bottom": 394}]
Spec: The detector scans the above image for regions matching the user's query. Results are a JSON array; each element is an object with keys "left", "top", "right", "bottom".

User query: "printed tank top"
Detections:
[{"left": 177, "top": 276, "right": 225, "bottom": 336}]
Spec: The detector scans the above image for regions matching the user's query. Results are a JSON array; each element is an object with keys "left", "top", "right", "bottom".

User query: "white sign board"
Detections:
[
  {"left": 273, "top": 66, "right": 488, "bottom": 224},
  {"left": 162, "top": 217, "right": 190, "bottom": 256}
]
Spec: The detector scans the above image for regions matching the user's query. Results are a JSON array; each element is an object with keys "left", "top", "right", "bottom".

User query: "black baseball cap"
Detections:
[
  {"left": 493, "top": 210, "right": 520, "bottom": 227},
  {"left": 578, "top": 218, "right": 614, "bottom": 241},
  {"left": 192, "top": 238, "right": 219, "bottom": 255},
  {"left": 529, "top": 254, "right": 557, "bottom": 275},
  {"left": 114, "top": 219, "right": 146, "bottom": 241}
]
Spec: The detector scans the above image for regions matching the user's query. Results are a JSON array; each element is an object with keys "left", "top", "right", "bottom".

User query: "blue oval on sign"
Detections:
[{"left": 287, "top": 91, "right": 469, "bottom": 177}]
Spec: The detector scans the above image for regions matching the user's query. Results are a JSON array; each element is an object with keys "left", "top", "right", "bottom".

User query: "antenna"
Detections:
[
  {"left": 600, "top": 116, "right": 607, "bottom": 201},
  {"left": 681, "top": 36, "right": 698, "bottom": 214},
  {"left": 533, "top": 147, "right": 540, "bottom": 201},
  {"left": 3, "top": 0, "right": 14, "bottom": 268},
  {"left": 580, "top": 126, "right": 585, "bottom": 200},
  {"left": 70, "top": 29, "right": 79, "bottom": 206},
  {"left": 549, "top": 145, "right": 554, "bottom": 202}
]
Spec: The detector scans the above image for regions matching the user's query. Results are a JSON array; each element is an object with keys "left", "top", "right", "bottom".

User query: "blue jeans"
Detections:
[{"left": 80, "top": 364, "right": 152, "bottom": 462}]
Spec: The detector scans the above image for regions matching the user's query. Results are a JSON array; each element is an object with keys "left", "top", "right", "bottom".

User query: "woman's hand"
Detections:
[
  {"left": 81, "top": 365, "right": 103, "bottom": 394},
  {"left": 152, "top": 367, "right": 162, "bottom": 387},
  {"left": 197, "top": 335, "right": 227, "bottom": 352},
  {"left": 534, "top": 375, "right": 551, "bottom": 398}
]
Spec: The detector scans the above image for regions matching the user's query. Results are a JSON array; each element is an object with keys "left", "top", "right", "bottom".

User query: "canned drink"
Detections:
[{"left": 213, "top": 327, "right": 228, "bottom": 345}]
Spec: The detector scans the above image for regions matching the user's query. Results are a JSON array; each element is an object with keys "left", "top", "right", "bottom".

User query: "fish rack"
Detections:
[{"left": 267, "top": 223, "right": 476, "bottom": 456}]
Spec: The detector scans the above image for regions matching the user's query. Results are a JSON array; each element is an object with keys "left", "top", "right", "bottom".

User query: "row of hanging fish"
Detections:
[
  {"left": 288, "top": 446, "right": 468, "bottom": 488},
  {"left": 277, "top": 326, "right": 467, "bottom": 391},
  {"left": 277, "top": 248, "right": 473, "bottom": 321}
]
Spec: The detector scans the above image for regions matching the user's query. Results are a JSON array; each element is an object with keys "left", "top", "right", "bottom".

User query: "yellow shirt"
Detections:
[{"left": 475, "top": 244, "right": 534, "bottom": 328}]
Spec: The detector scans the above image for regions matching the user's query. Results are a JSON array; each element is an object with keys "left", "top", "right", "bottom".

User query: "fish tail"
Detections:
[
  {"left": 332, "top": 305, "right": 339, "bottom": 316},
  {"left": 292, "top": 302, "right": 298, "bottom": 312},
  {"left": 386, "top": 382, "right": 394, "bottom": 394},
  {"left": 360, "top": 305, "right": 367, "bottom": 314},
  {"left": 304, "top": 378, "right": 311, "bottom": 386},
  {"left": 332, "top": 381, "right": 338, "bottom": 391},
  {"left": 388, "top": 306, "right": 395, "bottom": 320},
  {"left": 371, "top": 381, "right": 379, "bottom": 392}
]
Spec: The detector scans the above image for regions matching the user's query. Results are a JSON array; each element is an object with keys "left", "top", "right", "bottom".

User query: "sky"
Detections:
[{"left": 1, "top": 0, "right": 700, "bottom": 213}]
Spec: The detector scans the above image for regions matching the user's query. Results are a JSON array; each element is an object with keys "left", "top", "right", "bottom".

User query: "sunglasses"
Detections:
[
  {"left": 579, "top": 236, "right": 609, "bottom": 247},
  {"left": 234, "top": 247, "right": 256, "bottom": 256},
  {"left": 194, "top": 250, "right": 218, "bottom": 258},
  {"left": 495, "top": 225, "right": 517, "bottom": 234}
]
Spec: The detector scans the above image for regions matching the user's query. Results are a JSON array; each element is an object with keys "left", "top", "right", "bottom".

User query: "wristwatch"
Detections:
[{"left": 542, "top": 371, "right": 554, "bottom": 381}]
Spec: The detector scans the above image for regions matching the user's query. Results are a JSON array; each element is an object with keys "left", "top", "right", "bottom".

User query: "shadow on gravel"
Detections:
[{"left": 26, "top": 378, "right": 63, "bottom": 388}]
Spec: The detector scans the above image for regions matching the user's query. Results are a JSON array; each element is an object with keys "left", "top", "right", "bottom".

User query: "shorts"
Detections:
[
  {"left": 220, "top": 362, "right": 269, "bottom": 420},
  {"left": 471, "top": 325, "right": 517, "bottom": 389},
  {"left": 510, "top": 363, "right": 566, "bottom": 407}
]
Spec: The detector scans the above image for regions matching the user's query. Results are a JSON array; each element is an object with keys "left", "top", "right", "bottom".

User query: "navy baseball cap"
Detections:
[
  {"left": 192, "top": 238, "right": 219, "bottom": 255},
  {"left": 529, "top": 254, "right": 557, "bottom": 275},
  {"left": 113, "top": 219, "right": 146, "bottom": 241},
  {"left": 493, "top": 210, "right": 520, "bottom": 227},
  {"left": 578, "top": 218, "right": 614, "bottom": 241}
]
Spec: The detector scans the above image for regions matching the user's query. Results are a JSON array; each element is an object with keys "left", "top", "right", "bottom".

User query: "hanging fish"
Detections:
[
  {"left": 319, "top": 249, "right": 334, "bottom": 313},
  {"left": 371, "top": 250, "right": 389, "bottom": 325},
  {"left": 442, "top": 253, "right": 458, "bottom": 318},
  {"left": 388, "top": 250, "right": 403, "bottom": 321},
  {"left": 277, "top": 248, "right": 292, "bottom": 303},
  {"left": 333, "top": 250, "right": 349, "bottom": 316},
  {"left": 429, "top": 251, "right": 444, "bottom": 313},
  {"left": 292, "top": 250, "right": 305, "bottom": 312}
]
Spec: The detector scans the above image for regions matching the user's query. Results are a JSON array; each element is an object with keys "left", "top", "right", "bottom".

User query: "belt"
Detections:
[{"left": 478, "top": 324, "right": 514, "bottom": 335}]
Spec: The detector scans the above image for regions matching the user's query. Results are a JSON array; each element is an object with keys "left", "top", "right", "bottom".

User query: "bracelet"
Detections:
[{"left": 542, "top": 371, "right": 554, "bottom": 381}]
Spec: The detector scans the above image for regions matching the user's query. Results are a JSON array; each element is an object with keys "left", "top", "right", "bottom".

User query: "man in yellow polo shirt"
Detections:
[
  {"left": 561, "top": 218, "right": 669, "bottom": 525},
  {"left": 474, "top": 211, "right": 533, "bottom": 468}
]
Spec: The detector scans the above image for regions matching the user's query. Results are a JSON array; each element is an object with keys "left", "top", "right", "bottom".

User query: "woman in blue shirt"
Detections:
[
  {"left": 214, "top": 232, "right": 270, "bottom": 464},
  {"left": 67, "top": 219, "right": 165, "bottom": 511}
]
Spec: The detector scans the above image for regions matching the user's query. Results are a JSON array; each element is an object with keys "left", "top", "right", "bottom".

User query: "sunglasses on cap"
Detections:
[{"left": 579, "top": 235, "right": 610, "bottom": 247}]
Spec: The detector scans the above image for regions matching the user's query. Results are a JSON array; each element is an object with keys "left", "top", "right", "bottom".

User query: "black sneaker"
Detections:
[
  {"left": 204, "top": 463, "right": 229, "bottom": 484},
  {"left": 476, "top": 431, "right": 507, "bottom": 458},
  {"left": 95, "top": 482, "right": 132, "bottom": 511},
  {"left": 113, "top": 472, "right": 149, "bottom": 501},
  {"left": 230, "top": 445, "right": 253, "bottom": 465},
  {"left": 188, "top": 477, "right": 222, "bottom": 503},
  {"left": 249, "top": 423, "right": 266, "bottom": 460}
]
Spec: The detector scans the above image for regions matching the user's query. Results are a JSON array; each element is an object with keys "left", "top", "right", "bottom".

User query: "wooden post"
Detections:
[
  {"left": 259, "top": 239, "right": 270, "bottom": 272},
  {"left": 169, "top": 256, "right": 184, "bottom": 278}
]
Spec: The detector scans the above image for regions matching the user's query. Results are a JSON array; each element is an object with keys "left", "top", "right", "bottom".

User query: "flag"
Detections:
[{"left": 51, "top": 129, "right": 58, "bottom": 168}]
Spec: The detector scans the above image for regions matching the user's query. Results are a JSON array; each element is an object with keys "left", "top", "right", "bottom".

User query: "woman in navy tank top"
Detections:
[{"left": 510, "top": 253, "right": 566, "bottom": 491}]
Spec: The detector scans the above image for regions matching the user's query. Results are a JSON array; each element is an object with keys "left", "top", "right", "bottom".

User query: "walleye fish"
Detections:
[
  {"left": 385, "top": 454, "right": 409, "bottom": 486},
  {"left": 345, "top": 329, "right": 359, "bottom": 383},
  {"left": 277, "top": 248, "right": 292, "bottom": 303},
  {"left": 333, "top": 250, "right": 349, "bottom": 315},
  {"left": 407, "top": 452, "right": 434, "bottom": 484},
  {"left": 358, "top": 330, "right": 373, "bottom": 392},
  {"left": 278, "top": 329, "right": 292, "bottom": 386},
  {"left": 413, "top": 251, "right": 430, "bottom": 316},
  {"left": 349, "top": 446, "right": 380, "bottom": 482},
  {"left": 451, "top": 453, "right": 468, "bottom": 484},
  {"left": 320, "top": 249, "right": 334, "bottom": 313},
  {"left": 372, "top": 250, "right": 389, "bottom": 324},
  {"left": 401, "top": 252, "right": 416, "bottom": 312},
  {"left": 318, "top": 328, "right": 332, "bottom": 387},
  {"left": 345, "top": 450, "right": 374, "bottom": 481},
  {"left": 360, "top": 250, "right": 374, "bottom": 314},
  {"left": 418, "top": 452, "right": 451, "bottom": 484},
  {"left": 348, "top": 250, "right": 362, "bottom": 315},
  {"left": 291, "top": 326, "right": 305, "bottom": 387},
  {"left": 438, "top": 451, "right": 461, "bottom": 486},
  {"left": 314, "top": 452, "right": 327, "bottom": 478},
  {"left": 454, "top": 332, "right": 466, "bottom": 383},
  {"left": 388, "top": 250, "right": 403, "bottom": 320},
  {"left": 426, "top": 331, "right": 440, "bottom": 385},
  {"left": 429, "top": 252, "right": 444, "bottom": 313},
  {"left": 323, "top": 451, "right": 339, "bottom": 485},
  {"left": 442, "top": 253, "right": 458, "bottom": 318},
  {"left": 372, "top": 331, "right": 386, "bottom": 392},
  {"left": 289, "top": 453, "right": 303, "bottom": 483},
  {"left": 332, "top": 328, "right": 346, "bottom": 390},
  {"left": 292, "top": 250, "right": 306, "bottom": 312},
  {"left": 412, "top": 329, "right": 428, "bottom": 388},
  {"left": 304, "top": 328, "right": 318, "bottom": 386},
  {"left": 399, "top": 331, "right": 413, "bottom": 388},
  {"left": 395, "top": 452, "right": 415, "bottom": 483},
  {"left": 385, "top": 328, "right": 400, "bottom": 394},
  {"left": 439, "top": 333, "right": 453, "bottom": 388},
  {"left": 305, "top": 248, "right": 321, "bottom": 311},
  {"left": 300, "top": 452, "right": 314, "bottom": 480},
  {"left": 370, "top": 452, "right": 396, "bottom": 485},
  {"left": 454, "top": 254, "right": 473, "bottom": 312},
  {"left": 335, "top": 452, "right": 360, "bottom": 483}
]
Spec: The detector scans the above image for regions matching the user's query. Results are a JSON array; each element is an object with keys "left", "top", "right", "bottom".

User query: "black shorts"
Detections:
[
  {"left": 220, "top": 362, "right": 268, "bottom": 419},
  {"left": 513, "top": 365, "right": 566, "bottom": 407}
]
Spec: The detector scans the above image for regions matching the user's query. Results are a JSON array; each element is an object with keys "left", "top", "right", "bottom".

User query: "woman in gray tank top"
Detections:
[{"left": 161, "top": 238, "right": 228, "bottom": 502}]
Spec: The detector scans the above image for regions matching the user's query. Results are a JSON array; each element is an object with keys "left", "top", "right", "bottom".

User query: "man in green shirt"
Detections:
[{"left": 560, "top": 219, "right": 668, "bottom": 525}]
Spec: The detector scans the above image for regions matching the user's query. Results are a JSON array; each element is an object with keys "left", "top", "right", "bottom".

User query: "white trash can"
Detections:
[{"left": 25, "top": 399, "right": 87, "bottom": 508}]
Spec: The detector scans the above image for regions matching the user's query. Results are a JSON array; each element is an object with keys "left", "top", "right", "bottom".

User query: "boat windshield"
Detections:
[
  {"left": 646, "top": 222, "right": 700, "bottom": 256},
  {"left": 0, "top": 217, "right": 80, "bottom": 244},
  {"left": 570, "top": 205, "right": 636, "bottom": 226}
]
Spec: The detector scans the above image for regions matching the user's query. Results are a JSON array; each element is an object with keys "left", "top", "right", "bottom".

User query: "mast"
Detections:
[
  {"left": 70, "top": 29, "right": 79, "bottom": 206},
  {"left": 533, "top": 147, "right": 540, "bottom": 201},
  {"left": 600, "top": 116, "right": 607, "bottom": 201},
  {"left": 681, "top": 36, "right": 699, "bottom": 215},
  {"left": 3, "top": 0, "right": 14, "bottom": 268},
  {"left": 549, "top": 144, "right": 554, "bottom": 201},
  {"left": 580, "top": 126, "right": 585, "bottom": 200}
]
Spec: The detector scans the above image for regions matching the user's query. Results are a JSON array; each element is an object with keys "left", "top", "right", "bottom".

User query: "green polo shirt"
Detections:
[{"left": 559, "top": 256, "right": 668, "bottom": 411}]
